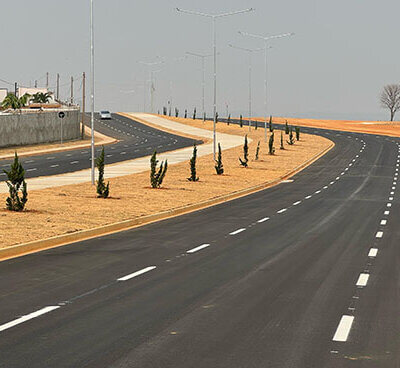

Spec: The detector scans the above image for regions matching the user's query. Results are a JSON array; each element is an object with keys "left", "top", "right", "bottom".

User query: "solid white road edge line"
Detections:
[
  {"left": 0, "top": 306, "right": 60, "bottom": 333},
  {"left": 187, "top": 244, "right": 211, "bottom": 254},
  {"left": 333, "top": 315, "right": 354, "bottom": 342},
  {"left": 117, "top": 266, "right": 157, "bottom": 281},
  {"left": 356, "top": 273, "right": 370, "bottom": 287},
  {"left": 229, "top": 228, "right": 246, "bottom": 236}
]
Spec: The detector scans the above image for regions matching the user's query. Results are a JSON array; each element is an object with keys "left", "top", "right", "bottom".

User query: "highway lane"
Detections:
[
  {"left": 0, "top": 125, "right": 399, "bottom": 367},
  {"left": 0, "top": 114, "right": 200, "bottom": 182}
]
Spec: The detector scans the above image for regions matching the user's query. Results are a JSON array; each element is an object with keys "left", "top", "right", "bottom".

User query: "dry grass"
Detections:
[{"left": 0, "top": 116, "right": 332, "bottom": 248}]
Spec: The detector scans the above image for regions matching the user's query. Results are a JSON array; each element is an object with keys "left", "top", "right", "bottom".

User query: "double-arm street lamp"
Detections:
[
  {"left": 229, "top": 44, "right": 262, "bottom": 132},
  {"left": 239, "top": 31, "right": 294, "bottom": 142},
  {"left": 186, "top": 51, "right": 213, "bottom": 121},
  {"left": 177, "top": 7, "right": 254, "bottom": 160}
]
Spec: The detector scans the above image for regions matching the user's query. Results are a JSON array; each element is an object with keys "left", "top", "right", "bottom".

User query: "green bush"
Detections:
[
  {"left": 239, "top": 135, "right": 249, "bottom": 167},
  {"left": 150, "top": 151, "right": 168, "bottom": 188},
  {"left": 255, "top": 141, "right": 260, "bottom": 160},
  {"left": 287, "top": 127, "right": 295, "bottom": 145},
  {"left": 269, "top": 132, "right": 275, "bottom": 155},
  {"left": 188, "top": 144, "right": 199, "bottom": 181},
  {"left": 215, "top": 143, "right": 224, "bottom": 175},
  {"left": 295, "top": 126, "right": 300, "bottom": 141},
  {"left": 4, "top": 153, "right": 28, "bottom": 211},
  {"left": 96, "top": 146, "right": 110, "bottom": 198},
  {"left": 269, "top": 115, "right": 273, "bottom": 132}
]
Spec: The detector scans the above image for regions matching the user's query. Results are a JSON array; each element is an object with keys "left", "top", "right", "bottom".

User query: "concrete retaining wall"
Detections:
[{"left": 0, "top": 109, "right": 80, "bottom": 148}]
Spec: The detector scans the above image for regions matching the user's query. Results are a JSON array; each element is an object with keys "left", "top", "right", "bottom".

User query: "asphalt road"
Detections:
[
  {"left": 0, "top": 122, "right": 399, "bottom": 367},
  {"left": 0, "top": 113, "right": 200, "bottom": 182}
]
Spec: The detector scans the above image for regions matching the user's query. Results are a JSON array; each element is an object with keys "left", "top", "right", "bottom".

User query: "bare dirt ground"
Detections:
[
  {"left": 254, "top": 117, "right": 400, "bottom": 138},
  {"left": 0, "top": 117, "right": 331, "bottom": 249}
]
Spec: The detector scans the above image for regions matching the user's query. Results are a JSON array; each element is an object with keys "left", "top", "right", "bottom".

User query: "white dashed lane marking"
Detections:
[
  {"left": 117, "top": 266, "right": 156, "bottom": 282},
  {"left": 368, "top": 248, "right": 378, "bottom": 258},
  {"left": 356, "top": 273, "right": 369, "bottom": 287},
  {"left": 333, "top": 315, "right": 354, "bottom": 342},
  {"left": 187, "top": 244, "right": 210, "bottom": 254},
  {"left": 229, "top": 228, "right": 246, "bottom": 236}
]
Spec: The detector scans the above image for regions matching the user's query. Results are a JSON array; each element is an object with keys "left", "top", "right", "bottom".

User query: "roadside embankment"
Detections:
[{"left": 0, "top": 114, "right": 333, "bottom": 259}]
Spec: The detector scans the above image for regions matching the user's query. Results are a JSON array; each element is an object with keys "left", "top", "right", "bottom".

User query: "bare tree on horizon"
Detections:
[{"left": 380, "top": 84, "right": 400, "bottom": 121}]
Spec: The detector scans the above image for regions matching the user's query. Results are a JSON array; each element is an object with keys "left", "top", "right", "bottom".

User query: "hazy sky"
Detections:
[{"left": 2, "top": 1, "right": 400, "bottom": 120}]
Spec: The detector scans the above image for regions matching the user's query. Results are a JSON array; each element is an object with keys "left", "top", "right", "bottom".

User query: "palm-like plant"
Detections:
[
  {"left": 30, "top": 92, "right": 52, "bottom": 104},
  {"left": 1, "top": 93, "right": 30, "bottom": 110}
]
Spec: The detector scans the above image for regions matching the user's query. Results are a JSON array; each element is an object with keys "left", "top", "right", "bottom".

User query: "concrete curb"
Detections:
[{"left": 0, "top": 140, "right": 334, "bottom": 262}]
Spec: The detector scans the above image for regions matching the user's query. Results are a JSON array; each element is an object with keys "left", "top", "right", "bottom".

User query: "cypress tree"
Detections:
[
  {"left": 285, "top": 120, "right": 289, "bottom": 134},
  {"left": 4, "top": 152, "right": 28, "bottom": 211},
  {"left": 188, "top": 144, "right": 199, "bottom": 181},
  {"left": 239, "top": 135, "right": 249, "bottom": 167},
  {"left": 227, "top": 114, "right": 231, "bottom": 126},
  {"left": 175, "top": 108, "right": 179, "bottom": 117},
  {"left": 255, "top": 120, "right": 258, "bottom": 130},
  {"left": 193, "top": 107, "right": 196, "bottom": 120},
  {"left": 215, "top": 112, "right": 219, "bottom": 123},
  {"left": 295, "top": 126, "right": 300, "bottom": 141},
  {"left": 96, "top": 146, "right": 110, "bottom": 198},
  {"left": 269, "top": 115, "right": 273, "bottom": 132},
  {"left": 269, "top": 132, "right": 275, "bottom": 155},
  {"left": 287, "top": 127, "right": 295, "bottom": 145},
  {"left": 240, "top": 114, "right": 243, "bottom": 128},
  {"left": 203, "top": 112, "right": 206, "bottom": 122},
  {"left": 255, "top": 141, "right": 260, "bottom": 160},
  {"left": 215, "top": 143, "right": 224, "bottom": 175},
  {"left": 280, "top": 131, "right": 285, "bottom": 150},
  {"left": 184, "top": 109, "right": 187, "bottom": 119},
  {"left": 150, "top": 151, "right": 168, "bottom": 188}
]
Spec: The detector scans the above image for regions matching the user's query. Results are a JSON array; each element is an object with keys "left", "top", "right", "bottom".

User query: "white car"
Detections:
[{"left": 100, "top": 110, "right": 112, "bottom": 119}]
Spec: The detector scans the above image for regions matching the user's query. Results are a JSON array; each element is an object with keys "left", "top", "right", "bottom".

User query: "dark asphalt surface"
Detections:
[
  {"left": 0, "top": 119, "right": 399, "bottom": 367},
  {"left": 0, "top": 113, "right": 200, "bottom": 182}
]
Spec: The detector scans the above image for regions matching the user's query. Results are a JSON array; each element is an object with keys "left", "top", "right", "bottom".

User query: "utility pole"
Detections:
[
  {"left": 82, "top": 72, "right": 86, "bottom": 139},
  {"left": 34, "top": 80, "right": 38, "bottom": 88},
  {"left": 46, "top": 72, "right": 49, "bottom": 89},
  {"left": 70, "top": 76, "right": 74, "bottom": 105},
  {"left": 56, "top": 73, "right": 60, "bottom": 101},
  {"left": 90, "top": 0, "right": 95, "bottom": 185}
]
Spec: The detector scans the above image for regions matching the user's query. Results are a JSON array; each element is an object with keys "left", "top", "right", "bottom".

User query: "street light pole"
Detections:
[
  {"left": 229, "top": 44, "right": 262, "bottom": 132},
  {"left": 90, "top": 0, "right": 95, "bottom": 185},
  {"left": 139, "top": 59, "right": 164, "bottom": 114},
  {"left": 239, "top": 31, "right": 294, "bottom": 142},
  {"left": 186, "top": 52, "right": 213, "bottom": 122},
  {"left": 177, "top": 7, "right": 254, "bottom": 160}
]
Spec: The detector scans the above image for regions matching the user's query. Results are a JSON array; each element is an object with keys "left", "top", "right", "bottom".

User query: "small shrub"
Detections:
[
  {"left": 280, "top": 131, "right": 285, "bottom": 150},
  {"left": 295, "top": 126, "right": 300, "bottom": 141},
  {"left": 4, "top": 152, "right": 28, "bottom": 211},
  {"left": 287, "top": 127, "right": 295, "bottom": 145},
  {"left": 150, "top": 151, "right": 168, "bottom": 188},
  {"left": 269, "top": 115, "right": 273, "bottom": 132},
  {"left": 240, "top": 115, "right": 243, "bottom": 128},
  {"left": 188, "top": 144, "right": 199, "bottom": 181},
  {"left": 269, "top": 132, "right": 275, "bottom": 155},
  {"left": 239, "top": 135, "right": 249, "bottom": 167},
  {"left": 96, "top": 146, "right": 110, "bottom": 198},
  {"left": 215, "top": 143, "right": 224, "bottom": 175},
  {"left": 255, "top": 141, "right": 260, "bottom": 160}
]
